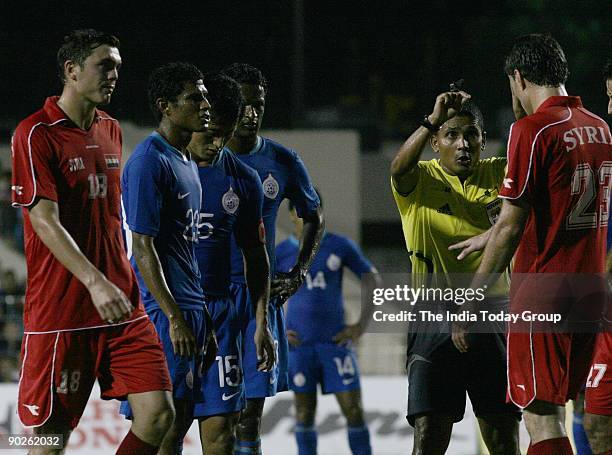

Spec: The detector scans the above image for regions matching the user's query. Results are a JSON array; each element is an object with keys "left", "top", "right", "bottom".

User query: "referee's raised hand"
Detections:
[{"left": 428, "top": 90, "right": 472, "bottom": 128}]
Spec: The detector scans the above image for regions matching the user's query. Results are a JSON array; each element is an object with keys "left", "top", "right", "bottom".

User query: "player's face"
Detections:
[
  {"left": 189, "top": 114, "right": 236, "bottom": 162},
  {"left": 433, "top": 114, "right": 484, "bottom": 178},
  {"left": 606, "top": 78, "right": 612, "bottom": 115},
  {"left": 166, "top": 80, "right": 211, "bottom": 133},
  {"left": 73, "top": 44, "right": 122, "bottom": 105},
  {"left": 234, "top": 84, "right": 265, "bottom": 138}
]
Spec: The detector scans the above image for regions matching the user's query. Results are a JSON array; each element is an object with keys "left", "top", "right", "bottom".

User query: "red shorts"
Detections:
[
  {"left": 585, "top": 332, "right": 612, "bottom": 415},
  {"left": 18, "top": 315, "right": 171, "bottom": 429},
  {"left": 506, "top": 331, "right": 595, "bottom": 408}
]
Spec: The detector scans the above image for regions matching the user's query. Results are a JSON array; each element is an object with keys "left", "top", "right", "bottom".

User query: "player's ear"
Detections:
[
  {"left": 64, "top": 60, "right": 79, "bottom": 83},
  {"left": 156, "top": 98, "right": 170, "bottom": 117},
  {"left": 513, "top": 69, "right": 527, "bottom": 91},
  {"left": 430, "top": 134, "right": 439, "bottom": 153}
]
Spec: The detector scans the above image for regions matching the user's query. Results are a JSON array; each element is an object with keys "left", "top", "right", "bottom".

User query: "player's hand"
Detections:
[
  {"left": 428, "top": 90, "right": 471, "bottom": 127},
  {"left": 448, "top": 230, "right": 491, "bottom": 260},
  {"left": 271, "top": 270, "right": 304, "bottom": 304},
  {"left": 255, "top": 324, "right": 276, "bottom": 372},
  {"left": 202, "top": 326, "right": 218, "bottom": 372},
  {"left": 451, "top": 321, "right": 471, "bottom": 353},
  {"left": 333, "top": 324, "right": 363, "bottom": 346},
  {"left": 168, "top": 313, "right": 197, "bottom": 357},
  {"left": 286, "top": 329, "right": 301, "bottom": 347},
  {"left": 88, "top": 276, "right": 134, "bottom": 324}
]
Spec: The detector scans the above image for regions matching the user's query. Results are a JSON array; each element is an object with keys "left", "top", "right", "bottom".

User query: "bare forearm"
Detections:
[
  {"left": 390, "top": 125, "right": 431, "bottom": 180},
  {"left": 132, "top": 240, "right": 181, "bottom": 320},
  {"left": 244, "top": 246, "right": 270, "bottom": 324},
  {"left": 293, "top": 209, "right": 324, "bottom": 277},
  {"left": 474, "top": 221, "right": 523, "bottom": 288}
]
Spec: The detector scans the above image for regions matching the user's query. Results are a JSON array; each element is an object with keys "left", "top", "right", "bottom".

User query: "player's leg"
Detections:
[
  {"left": 158, "top": 398, "right": 193, "bottom": 455},
  {"left": 573, "top": 392, "right": 593, "bottom": 455},
  {"left": 318, "top": 342, "right": 371, "bottom": 455},
  {"left": 124, "top": 390, "right": 175, "bottom": 451},
  {"left": 196, "top": 297, "right": 244, "bottom": 454},
  {"left": 523, "top": 400, "right": 572, "bottom": 453},
  {"left": 235, "top": 398, "right": 265, "bottom": 454},
  {"left": 294, "top": 392, "right": 318, "bottom": 455},
  {"left": 476, "top": 415, "right": 520, "bottom": 455},
  {"left": 30, "top": 417, "right": 73, "bottom": 455},
  {"left": 584, "top": 414, "right": 612, "bottom": 454}
]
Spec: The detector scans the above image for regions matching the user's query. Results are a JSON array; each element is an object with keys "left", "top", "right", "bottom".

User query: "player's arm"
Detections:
[
  {"left": 390, "top": 90, "right": 471, "bottom": 195},
  {"left": 271, "top": 206, "right": 324, "bottom": 302},
  {"left": 27, "top": 198, "right": 133, "bottom": 323},
  {"left": 452, "top": 198, "right": 529, "bottom": 353},
  {"left": 333, "top": 267, "right": 382, "bottom": 345},
  {"left": 130, "top": 232, "right": 196, "bottom": 357},
  {"left": 242, "top": 243, "right": 276, "bottom": 371}
]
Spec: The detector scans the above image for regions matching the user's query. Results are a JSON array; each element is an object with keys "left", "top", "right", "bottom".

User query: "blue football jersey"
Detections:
[
  {"left": 276, "top": 232, "right": 373, "bottom": 343},
  {"left": 194, "top": 149, "right": 264, "bottom": 296},
  {"left": 122, "top": 131, "right": 204, "bottom": 312},
  {"left": 228, "top": 136, "right": 319, "bottom": 282}
]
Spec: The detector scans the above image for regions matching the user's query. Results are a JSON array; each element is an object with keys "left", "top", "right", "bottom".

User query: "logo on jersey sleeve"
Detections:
[
  {"left": 222, "top": 186, "right": 240, "bottom": 214},
  {"left": 104, "top": 154, "right": 120, "bottom": 169},
  {"left": 263, "top": 173, "right": 279, "bottom": 199},
  {"left": 326, "top": 254, "right": 342, "bottom": 271}
]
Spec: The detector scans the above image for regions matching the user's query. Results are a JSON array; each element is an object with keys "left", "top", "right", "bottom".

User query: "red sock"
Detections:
[
  {"left": 116, "top": 430, "right": 158, "bottom": 455},
  {"left": 526, "top": 437, "right": 573, "bottom": 455}
]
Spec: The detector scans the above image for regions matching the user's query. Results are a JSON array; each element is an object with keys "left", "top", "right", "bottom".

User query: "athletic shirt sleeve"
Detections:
[
  {"left": 122, "top": 150, "right": 166, "bottom": 237},
  {"left": 499, "top": 121, "right": 536, "bottom": 201},
  {"left": 285, "top": 150, "right": 320, "bottom": 218},
  {"left": 234, "top": 167, "right": 266, "bottom": 249},
  {"left": 11, "top": 124, "right": 58, "bottom": 206},
  {"left": 341, "top": 236, "right": 374, "bottom": 277}
]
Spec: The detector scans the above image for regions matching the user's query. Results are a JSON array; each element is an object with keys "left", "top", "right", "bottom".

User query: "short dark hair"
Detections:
[
  {"left": 203, "top": 72, "right": 244, "bottom": 127},
  {"left": 504, "top": 34, "right": 569, "bottom": 87},
  {"left": 604, "top": 59, "right": 612, "bottom": 81},
  {"left": 289, "top": 187, "right": 322, "bottom": 212},
  {"left": 456, "top": 100, "right": 485, "bottom": 132},
  {"left": 57, "top": 29, "right": 120, "bottom": 83},
  {"left": 147, "top": 62, "right": 204, "bottom": 122},
  {"left": 222, "top": 63, "right": 268, "bottom": 94}
]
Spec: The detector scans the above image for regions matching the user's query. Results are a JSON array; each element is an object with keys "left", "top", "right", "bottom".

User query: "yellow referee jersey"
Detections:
[{"left": 392, "top": 157, "right": 508, "bottom": 292}]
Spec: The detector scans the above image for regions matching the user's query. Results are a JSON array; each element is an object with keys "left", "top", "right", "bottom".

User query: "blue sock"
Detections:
[
  {"left": 348, "top": 425, "right": 372, "bottom": 455},
  {"left": 295, "top": 423, "right": 317, "bottom": 455},
  {"left": 572, "top": 412, "right": 592, "bottom": 455},
  {"left": 234, "top": 439, "right": 262, "bottom": 455}
]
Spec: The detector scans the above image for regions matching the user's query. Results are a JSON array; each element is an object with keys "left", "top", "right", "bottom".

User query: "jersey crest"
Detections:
[
  {"left": 222, "top": 186, "right": 240, "bottom": 214},
  {"left": 326, "top": 253, "right": 341, "bottom": 271},
  {"left": 263, "top": 173, "right": 279, "bottom": 199}
]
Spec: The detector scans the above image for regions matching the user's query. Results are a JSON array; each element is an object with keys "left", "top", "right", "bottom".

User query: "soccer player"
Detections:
[
  {"left": 277, "top": 190, "right": 381, "bottom": 455},
  {"left": 187, "top": 72, "right": 276, "bottom": 454},
  {"left": 456, "top": 34, "right": 612, "bottom": 454},
  {"left": 11, "top": 29, "right": 174, "bottom": 454},
  {"left": 221, "top": 63, "right": 324, "bottom": 454},
  {"left": 120, "top": 62, "right": 217, "bottom": 454},
  {"left": 583, "top": 59, "right": 612, "bottom": 455},
  {"left": 390, "top": 86, "right": 521, "bottom": 454}
]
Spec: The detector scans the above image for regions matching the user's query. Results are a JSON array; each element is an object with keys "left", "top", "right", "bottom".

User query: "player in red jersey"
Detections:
[
  {"left": 452, "top": 34, "right": 612, "bottom": 454},
  {"left": 11, "top": 29, "right": 174, "bottom": 454},
  {"left": 583, "top": 60, "right": 612, "bottom": 455}
]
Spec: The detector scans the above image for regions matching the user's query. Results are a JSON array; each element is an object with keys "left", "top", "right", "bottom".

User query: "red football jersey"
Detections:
[
  {"left": 11, "top": 97, "right": 145, "bottom": 332},
  {"left": 500, "top": 96, "right": 612, "bottom": 273}
]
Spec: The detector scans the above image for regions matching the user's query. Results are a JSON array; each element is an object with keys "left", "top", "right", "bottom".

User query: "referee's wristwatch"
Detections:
[{"left": 419, "top": 115, "right": 440, "bottom": 133}]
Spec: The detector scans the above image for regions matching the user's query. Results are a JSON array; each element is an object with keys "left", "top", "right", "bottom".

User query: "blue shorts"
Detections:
[
  {"left": 230, "top": 282, "right": 289, "bottom": 398},
  {"left": 194, "top": 296, "right": 245, "bottom": 417},
  {"left": 289, "top": 342, "right": 361, "bottom": 394},
  {"left": 120, "top": 308, "right": 207, "bottom": 418}
]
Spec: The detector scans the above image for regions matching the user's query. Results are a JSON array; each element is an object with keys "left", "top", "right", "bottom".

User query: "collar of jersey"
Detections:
[
  {"left": 151, "top": 131, "right": 189, "bottom": 162},
  {"left": 432, "top": 158, "right": 478, "bottom": 185},
  {"left": 44, "top": 96, "right": 107, "bottom": 127},
  {"left": 536, "top": 95, "right": 582, "bottom": 113}
]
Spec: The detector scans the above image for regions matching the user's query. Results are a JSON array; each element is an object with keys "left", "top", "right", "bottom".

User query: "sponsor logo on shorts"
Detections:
[
  {"left": 23, "top": 404, "right": 40, "bottom": 416},
  {"left": 222, "top": 186, "right": 240, "bottom": 214},
  {"left": 263, "top": 173, "right": 279, "bottom": 199},
  {"left": 178, "top": 192, "right": 191, "bottom": 200},
  {"left": 293, "top": 372, "right": 306, "bottom": 388},
  {"left": 222, "top": 391, "right": 241, "bottom": 401},
  {"left": 516, "top": 384, "right": 525, "bottom": 391}
]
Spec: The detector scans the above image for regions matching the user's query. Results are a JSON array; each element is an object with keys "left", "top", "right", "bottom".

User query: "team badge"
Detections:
[
  {"left": 293, "top": 372, "right": 306, "bottom": 387},
  {"left": 486, "top": 199, "right": 502, "bottom": 225},
  {"left": 222, "top": 186, "right": 240, "bottom": 214},
  {"left": 326, "top": 254, "right": 341, "bottom": 271},
  {"left": 104, "top": 154, "right": 120, "bottom": 169},
  {"left": 263, "top": 173, "right": 279, "bottom": 199}
]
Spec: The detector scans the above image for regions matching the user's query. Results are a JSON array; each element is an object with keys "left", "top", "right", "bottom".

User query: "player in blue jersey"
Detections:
[
  {"left": 221, "top": 63, "right": 324, "bottom": 454},
  {"left": 186, "top": 72, "right": 276, "bottom": 455},
  {"left": 120, "top": 62, "right": 217, "bottom": 454},
  {"left": 277, "top": 191, "right": 382, "bottom": 455}
]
